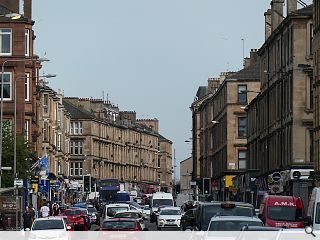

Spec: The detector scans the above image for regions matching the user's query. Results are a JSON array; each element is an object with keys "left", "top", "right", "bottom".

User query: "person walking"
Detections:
[
  {"left": 40, "top": 203, "right": 50, "bottom": 218},
  {"left": 0, "top": 211, "right": 6, "bottom": 231},
  {"left": 23, "top": 207, "right": 32, "bottom": 230}
]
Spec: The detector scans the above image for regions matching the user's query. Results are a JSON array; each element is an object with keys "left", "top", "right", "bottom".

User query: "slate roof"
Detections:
[
  {"left": 226, "top": 62, "right": 260, "bottom": 81},
  {"left": 196, "top": 86, "right": 208, "bottom": 99},
  {"left": 62, "top": 99, "right": 94, "bottom": 119}
]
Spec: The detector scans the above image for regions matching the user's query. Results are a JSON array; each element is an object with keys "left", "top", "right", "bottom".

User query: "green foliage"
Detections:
[{"left": 1, "top": 121, "right": 35, "bottom": 187}]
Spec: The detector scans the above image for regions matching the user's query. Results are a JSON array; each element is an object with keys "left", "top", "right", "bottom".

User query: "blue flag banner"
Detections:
[{"left": 39, "top": 153, "right": 49, "bottom": 180}]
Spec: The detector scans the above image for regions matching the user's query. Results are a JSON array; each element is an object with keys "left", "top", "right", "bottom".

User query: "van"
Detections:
[
  {"left": 149, "top": 192, "right": 174, "bottom": 223},
  {"left": 307, "top": 187, "right": 320, "bottom": 230},
  {"left": 102, "top": 203, "right": 130, "bottom": 221},
  {"left": 258, "top": 195, "right": 305, "bottom": 228}
]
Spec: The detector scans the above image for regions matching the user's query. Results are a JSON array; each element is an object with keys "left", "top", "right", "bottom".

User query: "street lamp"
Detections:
[{"left": 0, "top": 57, "right": 50, "bottom": 187}]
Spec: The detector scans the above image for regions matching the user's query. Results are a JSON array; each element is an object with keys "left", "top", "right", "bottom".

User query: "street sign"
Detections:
[
  {"left": 14, "top": 179, "right": 23, "bottom": 187},
  {"left": 271, "top": 172, "right": 281, "bottom": 182}
]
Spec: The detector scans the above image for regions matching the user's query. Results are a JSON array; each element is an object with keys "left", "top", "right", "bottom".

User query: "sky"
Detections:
[{"left": 32, "top": 0, "right": 312, "bottom": 179}]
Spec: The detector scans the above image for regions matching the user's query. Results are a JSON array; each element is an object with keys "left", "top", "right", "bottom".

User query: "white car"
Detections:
[
  {"left": 102, "top": 203, "right": 130, "bottom": 221},
  {"left": 157, "top": 207, "right": 182, "bottom": 230}
]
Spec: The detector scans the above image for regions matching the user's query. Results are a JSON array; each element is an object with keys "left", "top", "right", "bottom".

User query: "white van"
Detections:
[
  {"left": 102, "top": 203, "right": 130, "bottom": 221},
  {"left": 307, "top": 187, "right": 320, "bottom": 230},
  {"left": 150, "top": 192, "right": 174, "bottom": 223}
]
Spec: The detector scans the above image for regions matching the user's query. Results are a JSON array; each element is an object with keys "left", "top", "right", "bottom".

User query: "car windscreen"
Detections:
[
  {"left": 65, "top": 210, "right": 82, "bottom": 216},
  {"left": 102, "top": 220, "right": 136, "bottom": 230},
  {"left": 114, "top": 212, "right": 141, "bottom": 219},
  {"left": 87, "top": 207, "right": 97, "bottom": 213},
  {"left": 160, "top": 209, "right": 181, "bottom": 215},
  {"left": 208, "top": 220, "right": 263, "bottom": 231},
  {"left": 268, "top": 206, "right": 303, "bottom": 221},
  {"left": 32, "top": 220, "right": 65, "bottom": 230},
  {"left": 107, "top": 207, "right": 128, "bottom": 217},
  {"left": 203, "top": 205, "right": 254, "bottom": 225},
  {"left": 152, "top": 199, "right": 173, "bottom": 207}
]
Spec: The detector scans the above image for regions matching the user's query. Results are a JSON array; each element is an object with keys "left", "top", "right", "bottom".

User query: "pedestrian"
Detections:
[
  {"left": 23, "top": 207, "right": 32, "bottom": 230},
  {"left": 40, "top": 203, "right": 50, "bottom": 218},
  {"left": 28, "top": 204, "right": 36, "bottom": 222},
  {"left": 0, "top": 211, "right": 6, "bottom": 231},
  {"left": 52, "top": 202, "right": 59, "bottom": 216}
]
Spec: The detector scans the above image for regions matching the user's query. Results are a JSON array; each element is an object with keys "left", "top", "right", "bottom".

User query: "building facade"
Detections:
[
  {"left": 180, "top": 157, "right": 192, "bottom": 194},
  {"left": 247, "top": 2, "right": 313, "bottom": 207}
]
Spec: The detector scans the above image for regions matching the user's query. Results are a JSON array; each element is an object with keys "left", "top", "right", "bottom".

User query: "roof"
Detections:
[
  {"left": 292, "top": 4, "right": 313, "bottom": 16},
  {"left": 198, "top": 201, "right": 254, "bottom": 207},
  {"left": 105, "top": 203, "right": 130, "bottom": 207},
  {"left": 195, "top": 86, "right": 208, "bottom": 100},
  {"left": 102, "top": 218, "right": 138, "bottom": 222},
  {"left": 226, "top": 62, "right": 260, "bottom": 81},
  {"left": 159, "top": 206, "right": 181, "bottom": 210},
  {"left": 62, "top": 99, "right": 94, "bottom": 119},
  {"left": 33, "top": 216, "right": 65, "bottom": 221}
]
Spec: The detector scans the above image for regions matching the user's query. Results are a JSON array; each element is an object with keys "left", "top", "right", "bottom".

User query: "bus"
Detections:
[{"left": 99, "top": 178, "right": 120, "bottom": 203}]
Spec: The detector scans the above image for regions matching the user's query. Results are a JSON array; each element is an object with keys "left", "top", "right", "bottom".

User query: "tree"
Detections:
[{"left": 2, "top": 121, "right": 35, "bottom": 187}]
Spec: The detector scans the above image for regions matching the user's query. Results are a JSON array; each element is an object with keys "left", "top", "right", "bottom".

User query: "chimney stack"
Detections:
[
  {"left": 264, "top": 9, "right": 272, "bottom": 40},
  {"left": 287, "top": 0, "right": 297, "bottom": 15},
  {"left": 271, "top": 0, "right": 285, "bottom": 32}
]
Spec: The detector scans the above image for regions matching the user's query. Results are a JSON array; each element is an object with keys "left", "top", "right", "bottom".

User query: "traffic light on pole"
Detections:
[
  {"left": 83, "top": 175, "right": 91, "bottom": 193},
  {"left": 203, "top": 178, "right": 211, "bottom": 195}
]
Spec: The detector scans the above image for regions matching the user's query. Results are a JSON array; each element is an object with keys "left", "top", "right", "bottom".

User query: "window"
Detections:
[
  {"left": 70, "top": 141, "right": 83, "bottom": 155},
  {"left": 57, "top": 133, "right": 61, "bottom": 150},
  {"left": 238, "top": 85, "right": 247, "bottom": 104},
  {"left": 238, "top": 150, "right": 247, "bottom": 169},
  {"left": 25, "top": 73, "right": 30, "bottom": 101},
  {"left": 43, "top": 94, "right": 49, "bottom": 114},
  {"left": 0, "top": 29, "right": 12, "bottom": 55},
  {"left": 0, "top": 72, "right": 12, "bottom": 100},
  {"left": 70, "top": 122, "right": 83, "bottom": 135},
  {"left": 238, "top": 117, "right": 247, "bottom": 137},
  {"left": 25, "top": 29, "right": 29, "bottom": 56},
  {"left": 70, "top": 162, "right": 83, "bottom": 176},
  {"left": 157, "top": 157, "right": 161, "bottom": 168},
  {"left": 43, "top": 121, "right": 49, "bottom": 142},
  {"left": 24, "top": 120, "right": 29, "bottom": 142}
]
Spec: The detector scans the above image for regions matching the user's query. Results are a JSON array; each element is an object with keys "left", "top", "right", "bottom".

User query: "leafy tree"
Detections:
[{"left": 1, "top": 121, "right": 35, "bottom": 187}]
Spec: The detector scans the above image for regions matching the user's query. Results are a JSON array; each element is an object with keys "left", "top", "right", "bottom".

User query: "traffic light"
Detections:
[
  {"left": 83, "top": 175, "right": 91, "bottom": 193},
  {"left": 175, "top": 184, "right": 180, "bottom": 194},
  {"left": 203, "top": 178, "right": 211, "bottom": 195}
]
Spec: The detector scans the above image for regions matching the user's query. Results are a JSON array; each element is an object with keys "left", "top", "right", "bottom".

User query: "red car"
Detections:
[
  {"left": 61, "top": 208, "right": 90, "bottom": 231},
  {"left": 100, "top": 218, "right": 145, "bottom": 231}
]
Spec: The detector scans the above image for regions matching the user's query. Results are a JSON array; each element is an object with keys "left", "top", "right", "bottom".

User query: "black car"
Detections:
[
  {"left": 181, "top": 208, "right": 196, "bottom": 231},
  {"left": 190, "top": 201, "right": 255, "bottom": 231},
  {"left": 87, "top": 206, "right": 100, "bottom": 225}
]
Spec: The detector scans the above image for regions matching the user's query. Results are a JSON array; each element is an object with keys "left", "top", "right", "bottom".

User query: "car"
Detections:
[
  {"left": 87, "top": 206, "right": 99, "bottom": 225},
  {"left": 142, "top": 205, "right": 151, "bottom": 220},
  {"left": 191, "top": 201, "right": 256, "bottom": 231},
  {"left": 28, "top": 216, "right": 70, "bottom": 231},
  {"left": 207, "top": 216, "right": 264, "bottom": 231},
  {"left": 180, "top": 208, "right": 196, "bottom": 231},
  {"left": 113, "top": 210, "right": 145, "bottom": 230},
  {"left": 157, "top": 206, "right": 182, "bottom": 230},
  {"left": 102, "top": 203, "right": 131, "bottom": 221},
  {"left": 61, "top": 208, "right": 90, "bottom": 231},
  {"left": 100, "top": 218, "right": 146, "bottom": 231}
]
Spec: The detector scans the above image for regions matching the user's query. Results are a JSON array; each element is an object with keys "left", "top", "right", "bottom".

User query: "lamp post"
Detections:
[{"left": 0, "top": 57, "right": 49, "bottom": 188}]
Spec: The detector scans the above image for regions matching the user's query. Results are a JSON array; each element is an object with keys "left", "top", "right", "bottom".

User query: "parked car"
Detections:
[
  {"left": 181, "top": 208, "right": 196, "bottom": 231},
  {"left": 100, "top": 218, "right": 146, "bottom": 231},
  {"left": 191, "top": 201, "right": 255, "bottom": 231},
  {"left": 157, "top": 206, "right": 182, "bottom": 230}
]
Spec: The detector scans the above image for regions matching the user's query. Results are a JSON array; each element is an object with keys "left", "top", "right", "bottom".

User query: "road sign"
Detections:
[
  {"left": 14, "top": 179, "right": 23, "bottom": 187},
  {"left": 272, "top": 172, "right": 281, "bottom": 182}
]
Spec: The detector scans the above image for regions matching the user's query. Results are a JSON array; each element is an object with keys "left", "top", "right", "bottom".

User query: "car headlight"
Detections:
[
  {"left": 159, "top": 219, "right": 164, "bottom": 224},
  {"left": 177, "top": 219, "right": 181, "bottom": 224},
  {"left": 92, "top": 213, "right": 96, "bottom": 216}
]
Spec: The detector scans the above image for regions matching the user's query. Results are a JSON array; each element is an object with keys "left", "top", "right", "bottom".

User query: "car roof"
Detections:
[
  {"left": 115, "top": 210, "right": 141, "bottom": 214},
  {"left": 198, "top": 201, "right": 254, "bottom": 207},
  {"left": 34, "top": 216, "right": 65, "bottom": 221},
  {"left": 210, "top": 216, "right": 263, "bottom": 222},
  {"left": 103, "top": 218, "right": 138, "bottom": 222},
  {"left": 106, "top": 203, "right": 130, "bottom": 207},
  {"left": 160, "top": 207, "right": 181, "bottom": 211}
]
